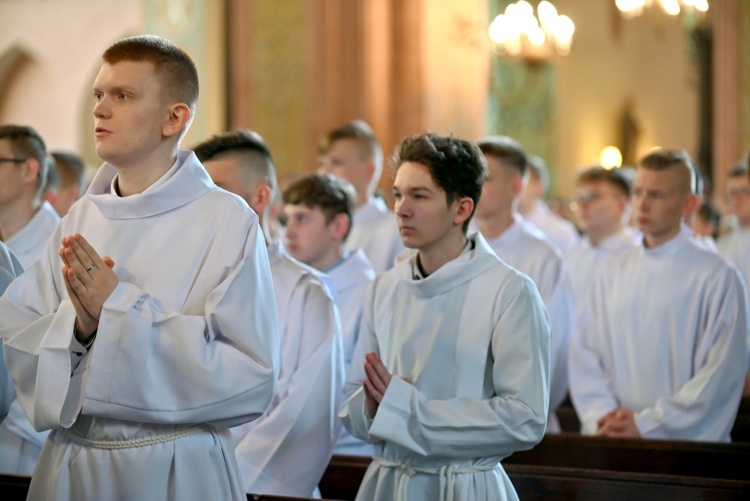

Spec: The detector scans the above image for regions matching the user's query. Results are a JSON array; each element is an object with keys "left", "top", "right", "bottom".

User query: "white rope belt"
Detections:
[
  {"left": 58, "top": 423, "right": 212, "bottom": 450},
  {"left": 374, "top": 457, "right": 498, "bottom": 501}
]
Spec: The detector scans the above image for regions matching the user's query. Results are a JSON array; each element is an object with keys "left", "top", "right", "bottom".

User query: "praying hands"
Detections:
[
  {"left": 596, "top": 407, "right": 640, "bottom": 438},
  {"left": 58, "top": 234, "right": 117, "bottom": 341}
]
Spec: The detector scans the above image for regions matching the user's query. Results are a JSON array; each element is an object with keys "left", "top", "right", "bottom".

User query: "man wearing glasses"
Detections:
[{"left": 0, "top": 125, "right": 59, "bottom": 269}]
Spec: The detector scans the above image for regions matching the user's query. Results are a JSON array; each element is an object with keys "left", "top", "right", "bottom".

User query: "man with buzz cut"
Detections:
[
  {"left": 0, "top": 35, "right": 280, "bottom": 501},
  {"left": 282, "top": 172, "right": 377, "bottom": 456},
  {"left": 341, "top": 132, "right": 550, "bottom": 501},
  {"left": 473, "top": 135, "right": 574, "bottom": 434},
  {"left": 318, "top": 120, "right": 404, "bottom": 273},
  {"left": 194, "top": 130, "right": 345, "bottom": 497},
  {"left": 569, "top": 149, "right": 747, "bottom": 441}
]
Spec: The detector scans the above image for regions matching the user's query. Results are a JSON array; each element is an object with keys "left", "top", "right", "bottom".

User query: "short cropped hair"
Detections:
[
  {"left": 390, "top": 133, "right": 488, "bottom": 233},
  {"left": 0, "top": 125, "right": 49, "bottom": 201},
  {"left": 527, "top": 155, "right": 551, "bottom": 189},
  {"left": 638, "top": 149, "right": 697, "bottom": 194},
  {"left": 476, "top": 135, "right": 528, "bottom": 176},
  {"left": 282, "top": 173, "right": 357, "bottom": 241},
  {"left": 102, "top": 35, "right": 199, "bottom": 118},
  {"left": 51, "top": 151, "right": 86, "bottom": 191},
  {"left": 319, "top": 120, "right": 383, "bottom": 192},
  {"left": 576, "top": 166, "right": 632, "bottom": 197},
  {"left": 193, "top": 129, "right": 277, "bottom": 197}
]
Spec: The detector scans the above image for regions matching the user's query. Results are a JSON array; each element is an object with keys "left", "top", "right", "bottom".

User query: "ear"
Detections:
[
  {"left": 681, "top": 193, "right": 701, "bottom": 218},
  {"left": 365, "top": 161, "right": 375, "bottom": 183},
  {"left": 329, "top": 213, "right": 351, "bottom": 241},
  {"left": 250, "top": 184, "right": 272, "bottom": 215},
  {"left": 162, "top": 103, "right": 191, "bottom": 139},
  {"left": 23, "top": 158, "right": 40, "bottom": 186},
  {"left": 453, "top": 196, "right": 475, "bottom": 227},
  {"left": 511, "top": 174, "right": 524, "bottom": 197}
]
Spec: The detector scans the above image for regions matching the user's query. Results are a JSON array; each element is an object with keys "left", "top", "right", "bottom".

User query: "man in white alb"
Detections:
[
  {"left": 318, "top": 120, "right": 404, "bottom": 273},
  {"left": 0, "top": 36, "right": 280, "bottom": 501},
  {"left": 195, "top": 130, "right": 345, "bottom": 497},
  {"left": 473, "top": 135, "right": 573, "bottom": 433},
  {"left": 282, "top": 172, "right": 377, "bottom": 456},
  {"left": 517, "top": 154, "right": 579, "bottom": 253},
  {"left": 0, "top": 242, "right": 22, "bottom": 420},
  {"left": 564, "top": 166, "right": 640, "bottom": 323},
  {"left": 341, "top": 132, "right": 550, "bottom": 501},
  {"left": 569, "top": 149, "right": 748, "bottom": 441},
  {"left": 0, "top": 125, "right": 60, "bottom": 269}
]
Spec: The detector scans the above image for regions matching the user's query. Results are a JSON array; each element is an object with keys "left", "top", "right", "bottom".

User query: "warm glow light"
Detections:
[
  {"left": 615, "top": 0, "right": 709, "bottom": 18},
  {"left": 599, "top": 146, "right": 623, "bottom": 170},
  {"left": 489, "top": 1, "right": 575, "bottom": 63}
]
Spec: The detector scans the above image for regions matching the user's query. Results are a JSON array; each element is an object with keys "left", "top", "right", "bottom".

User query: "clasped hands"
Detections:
[
  {"left": 59, "top": 234, "right": 117, "bottom": 342},
  {"left": 596, "top": 407, "right": 639, "bottom": 438},
  {"left": 363, "top": 352, "right": 412, "bottom": 418}
]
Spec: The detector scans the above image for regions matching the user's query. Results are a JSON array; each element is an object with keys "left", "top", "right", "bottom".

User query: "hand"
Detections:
[
  {"left": 59, "top": 234, "right": 118, "bottom": 340},
  {"left": 596, "top": 407, "right": 639, "bottom": 438},
  {"left": 363, "top": 352, "right": 394, "bottom": 418}
]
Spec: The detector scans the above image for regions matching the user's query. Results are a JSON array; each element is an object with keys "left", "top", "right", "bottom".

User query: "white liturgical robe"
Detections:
[
  {"left": 346, "top": 197, "right": 404, "bottom": 273},
  {"left": 564, "top": 227, "right": 641, "bottom": 324},
  {"left": 524, "top": 200, "right": 579, "bottom": 253},
  {"left": 5, "top": 200, "right": 60, "bottom": 269},
  {"left": 327, "top": 248, "right": 376, "bottom": 456},
  {"left": 0, "top": 242, "right": 22, "bottom": 419},
  {"left": 718, "top": 227, "right": 750, "bottom": 289},
  {"left": 569, "top": 225, "right": 748, "bottom": 441},
  {"left": 340, "top": 233, "right": 550, "bottom": 501},
  {"left": 482, "top": 215, "right": 574, "bottom": 433},
  {"left": 0, "top": 150, "right": 280, "bottom": 501},
  {"left": 232, "top": 242, "right": 345, "bottom": 497}
]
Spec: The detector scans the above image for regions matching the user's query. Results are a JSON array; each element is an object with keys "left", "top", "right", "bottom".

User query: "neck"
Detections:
[
  {"left": 643, "top": 224, "right": 681, "bottom": 249},
  {"left": 0, "top": 195, "right": 39, "bottom": 241},
  {"left": 417, "top": 231, "right": 467, "bottom": 276},
  {"left": 111, "top": 144, "right": 178, "bottom": 197},
  {"left": 587, "top": 222, "right": 622, "bottom": 247},
  {"left": 517, "top": 197, "right": 536, "bottom": 215},
  {"left": 475, "top": 208, "right": 514, "bottom": 240},
  {"left": 315, "top": 246, "right": 344, "bottom": 272},
  {"left": 356, "top": 192, "right": 370, "bottom": 209}
]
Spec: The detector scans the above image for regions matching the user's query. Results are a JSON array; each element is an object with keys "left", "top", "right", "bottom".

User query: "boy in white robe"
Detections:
[
  {"left": 195, "top": 130, "right": 345, "bottom": 497},
  {"left": 282, "top": 173, "right": 377, "bottom": 455},
  {"left": 0, "top": 125, "right": 60, "bottom": 269},
  {"left": 564, "top": 166, "right": 641, "bottom": 323},
  {"left": 0, "top": 127, "right": 59, "bottom": 474},
  {"left": 341, "top": 132, "right": 550, "bottom": 501},
  {"left": 0, "top": 242, "right": 22, "bottom": 419},
  {"left": 473, "top": 136, "right": 574, "bottom": 433},
  {"left": 517, "top": 154, "right": 579, "bottom": 253},
  {"left": 0, "top": 36, "right": 280, "bottom": 501},
  {"left": 569, "top": 149, "right": 748, "bottom": 441},
  {"left": 318, "top": 120, "right": 404, "bottom": 273}
]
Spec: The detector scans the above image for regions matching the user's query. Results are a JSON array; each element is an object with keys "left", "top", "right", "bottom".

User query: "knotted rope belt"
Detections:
[
  {"left": 374, "top": 456, "right": 498, "bottom": 501},
  {"left": 58, "top": 423, "right": 212, "bottom": 450}
]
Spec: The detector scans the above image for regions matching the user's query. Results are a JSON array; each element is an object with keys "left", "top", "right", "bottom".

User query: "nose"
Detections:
[
  {"left": 93, "top": 97, "right": 110, "bottom": 119},
  {"left": 395, "top": 198, "right": 410, "bottom": 219}
]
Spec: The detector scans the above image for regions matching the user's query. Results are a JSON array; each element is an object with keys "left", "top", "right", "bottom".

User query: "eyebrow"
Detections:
[
  {"left": 92, "top": 85, "right": 138, "bottom": 95},
  {"left": 392, "top": 186, "right": 434, "bottom": 193}
]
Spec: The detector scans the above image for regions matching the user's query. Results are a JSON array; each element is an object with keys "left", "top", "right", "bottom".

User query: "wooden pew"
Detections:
[
  {"left": 505, "top": 434, "right": 750, "bottom": 481},
  {"left": 0, "top": 474, "right": 334, "bottom": 501}
]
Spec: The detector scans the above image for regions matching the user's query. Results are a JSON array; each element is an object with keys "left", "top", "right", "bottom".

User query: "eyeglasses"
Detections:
[
  {"left": 725, "top": 188, "right": 750, "bottom": 202},
  {"left": 0, "top": 157, "right": 26, "bottom": 164}
]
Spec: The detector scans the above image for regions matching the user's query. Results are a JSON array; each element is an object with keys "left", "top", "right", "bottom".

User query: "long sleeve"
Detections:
[
  {"left": 232, "top": 276, "right": 344, "bottom": 496},
  {"left": 634, "top": 270, "right": 748, "bottom": 440},
  {"left": 1, "top": 220, "right": 280, "bottom": 432},
  {"left": 342, "top": 274, "right": 550, "bottom": 459}
]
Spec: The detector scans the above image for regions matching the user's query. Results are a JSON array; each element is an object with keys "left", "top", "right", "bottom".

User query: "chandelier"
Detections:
[
  {"left": 615, "top": 0, "right": 708, "bottom": 19},
  {"left": 489, "top": 1, "right": 575, "bottom": 64}
]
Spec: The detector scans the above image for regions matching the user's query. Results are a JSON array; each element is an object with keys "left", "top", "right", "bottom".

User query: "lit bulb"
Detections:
[{"left": 599, "top": 146, "right": 623, "bottom": 170}]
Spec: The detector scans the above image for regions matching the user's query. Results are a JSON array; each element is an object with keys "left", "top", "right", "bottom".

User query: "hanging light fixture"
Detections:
[
  {"left": 489, "top": 1, "right": 575, "bottom": 64},
  {"left": 615, "top": 0, "right": 709, "bottom": 19}
]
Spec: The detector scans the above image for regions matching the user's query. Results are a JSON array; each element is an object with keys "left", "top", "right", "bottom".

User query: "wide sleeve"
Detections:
[
  {"left": 2, "top": 220, "right": 280, "bottom": 431},
  {"left": 634, "top": 269, "right": 748, "bottom": 440},
  {"left": 232, "top": 278, "right": 344, "bottom": 496},
  {"left": 568, "top": 268, "right": 621, "bottom": 435},
  {"left": 344, "top": 275, "right": 550, "bottom": 459}
]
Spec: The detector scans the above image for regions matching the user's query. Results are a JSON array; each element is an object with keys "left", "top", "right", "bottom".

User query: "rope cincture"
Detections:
[
  {"left": 375, "top": 457, "right": 498, "bottom": 501},
  {"left": 58, "top": 423, "right": 213, "bottom": 450}
]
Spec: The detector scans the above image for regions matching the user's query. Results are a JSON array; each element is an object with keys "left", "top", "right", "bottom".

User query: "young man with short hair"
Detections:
[
  {"left": 318, "top": 120, "right": 403, "bottom": 272},
  {"left": 564, "top": 166, "right": 640, "bottom": 322},
  {"left": 718, "top": 163, "right": 750, "bottom": 285},
  {"left": 341, "top": 132, "right": 550, "bottom": 500},
  {"left": 569, "top": 150, "right": 747, "bottom": 441},
  {"left": 474, "top": 135, "right": 574, "bottom": 433},
  {"left": 50, "top": 151, "right": 86, "bottom": 217},
  {"left": 0, "top": 125, "right": 60, "bottom": 269},
  {"left": 282, "top": 172, "right": 377, "bottom": 455},
  {"left": 0, "top": 36, "right": 279, "bottom": 501},
  {"left": 195, "top": 130, "right": 345, "bottom": 497}
]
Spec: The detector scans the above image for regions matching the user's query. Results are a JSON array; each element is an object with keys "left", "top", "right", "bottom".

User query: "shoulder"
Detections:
[{"left": 272, "top": 251, "right": 334, "bottom": 299}]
